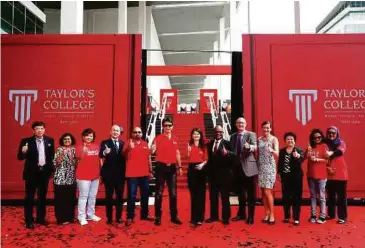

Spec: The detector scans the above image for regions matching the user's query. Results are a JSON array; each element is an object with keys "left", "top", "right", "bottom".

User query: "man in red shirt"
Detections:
[
  {"left": 151, "top": 117, "right": 183, "bottom": 226},
  {"left": 124, "top": 127, "right": 153, "bottom": 226}
]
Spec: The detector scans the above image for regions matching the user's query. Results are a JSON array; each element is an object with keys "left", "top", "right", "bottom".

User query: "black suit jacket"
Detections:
[
  {"left": 17, "top": 135, "right": 55, "bottom": 181},
  {"left": 99, "top": 139, "right": 126, "bottom": 182},
  {"left": 206, "top": 139, "right": 234, "bottom": 184}
]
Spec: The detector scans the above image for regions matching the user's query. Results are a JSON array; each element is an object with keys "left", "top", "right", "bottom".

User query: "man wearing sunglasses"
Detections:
[
  {"left": 151, "top": 117, "right": 183, "bottom": 226},
  {"left": 99, "top": 125, "right": 126, "bottom": 225},
  {"left": 124, "top": 127, "right": 154, "bottom": 226}
]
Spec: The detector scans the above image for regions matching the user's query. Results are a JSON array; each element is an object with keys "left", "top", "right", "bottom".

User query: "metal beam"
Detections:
[
  {"left": 153, "top": 1, "right": 227, "bottom": 9},
  {"left": 159, "top": 30, "right": 219, "bottom": 36},
  {"left": 147, "top": 65, "right": 231, "bottom": 76}
]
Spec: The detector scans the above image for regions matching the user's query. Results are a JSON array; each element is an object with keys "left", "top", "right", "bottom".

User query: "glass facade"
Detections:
[{"left": 1, "top": 1, "right": 44, "bottom": 34}]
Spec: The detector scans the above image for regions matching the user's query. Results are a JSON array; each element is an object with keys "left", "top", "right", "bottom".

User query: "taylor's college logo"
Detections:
[
  {"left": 9, "top": 90, "right": 38, "bottom": 126},
  {"left": 289, "top": 89, "right": 318, "bottom": 126}
]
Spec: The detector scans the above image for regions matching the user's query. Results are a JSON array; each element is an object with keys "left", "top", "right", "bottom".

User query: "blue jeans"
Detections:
[
  {"left": 76, "top": 179, "right": 99, "bottom": 221},
  {"left": 127, "top": 177, "right": 149, "bottom": 220},
  {"left": 308, "top": 177, "right": 326, "bottom": 218}
]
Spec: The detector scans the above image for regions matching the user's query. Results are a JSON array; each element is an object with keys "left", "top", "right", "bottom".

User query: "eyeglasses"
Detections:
[
  {"left": 313, "top": 136, "right": 322, "bottom": 140},
  {"left": 164, "top": 124, "right": 173, "bottom": 127},
  {"left": 133, "top": 131, "right": 142, "bottom": 134}
]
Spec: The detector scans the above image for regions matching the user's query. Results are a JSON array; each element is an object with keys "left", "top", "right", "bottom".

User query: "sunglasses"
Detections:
[
  {"left": 313, "top": 136, "right": 322, "bottom": 140},
  {"left": 328, "top": 131, "right": 336, "bottom": 135},
  {"left": 133, "top": 131, "right": 142, "bottom": 134},
  {"left": 164, "top": 124, "right": 173, "bottom": 127}
]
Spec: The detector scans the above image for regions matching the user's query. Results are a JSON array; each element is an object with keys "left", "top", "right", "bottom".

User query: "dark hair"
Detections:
[
  {"left": 261, "top": 121, "right": 271, "bottom": 127},
  {"left": 32, "top": 121, "right": 45, "bottom": 129},
  {"left": 309, "top": 128, "right": 325, "bottom": 147},
  {"left": 284, "top": 132, "right": 296, "bottom": 142},
  {"left": 189, "top": 128, "right": 205, "bottom": 149},
  {"left": 82, "top": 128, "right": 96, "bottom": 142},
  {"left": 162, "top": 117, "right": 173, "bottom": 126},
  {"left": 59, "top": 133, "right": 76, "bottom": 146}
]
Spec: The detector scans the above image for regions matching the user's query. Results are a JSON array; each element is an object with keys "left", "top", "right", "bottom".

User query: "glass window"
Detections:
[
  {"left": 14, "top": 1, "right": 25, "bottom": 14},
  {"left": 1, "top": 19, "right": 12, "bottom": 34},
  {"left": 1, "top": 1, "right": 13, "bottom": 24},
  {"left": 36, "top": 25, "right": 43, "bottom": 34},
  {"left": 13, "top": 7, "right": 25, "bottom": 32},
  {"left": 25, "top": 17, "right": 35, "bottom": 34},
  {"left": 13, "top": 27, "right": 23, "bottom": 34}
]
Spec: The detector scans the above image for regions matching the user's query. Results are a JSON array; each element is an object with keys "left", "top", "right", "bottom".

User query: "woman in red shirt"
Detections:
[
  {"left": 305, "top": 129, "right": 329, "bottom": 224},
  {"left": 325, "top": 126, "right": 348, "bottom": 224},
  {"left": 187, "top": 128, "right": 208, "bottom": 227},
  {"left": 75, "top": 128, "right": 101, "bottom": 226}
]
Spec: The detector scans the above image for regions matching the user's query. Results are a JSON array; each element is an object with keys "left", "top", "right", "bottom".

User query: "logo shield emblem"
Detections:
[{"left": 9, "top": 90, "right": 38, "bottom": 126}]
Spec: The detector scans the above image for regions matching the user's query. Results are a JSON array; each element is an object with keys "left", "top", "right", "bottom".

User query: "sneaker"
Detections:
[
  {"left": 79, "top": 219, "right": 88, "bottom": 226},
  {"left": 308, "top": 216, "right": 317, "bottom": 223},
  {"left": 337, "top": 219, "right": 346, "bottom": 224},
  {"left": 87, "top": 215, "right": 101, "bottom": 222},
  {"left": 316, "top": 217, "right": 326, "bottom": 224},
  {"left": 294, "top": 220, "right": 300, "bottom": 226}
]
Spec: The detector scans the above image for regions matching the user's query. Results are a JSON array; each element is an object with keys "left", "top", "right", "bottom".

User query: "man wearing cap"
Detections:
[{"left": 99, "top": 125, "right": 126, "bottom": 224}]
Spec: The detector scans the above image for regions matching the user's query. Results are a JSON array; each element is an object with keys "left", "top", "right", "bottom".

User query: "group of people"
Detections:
[{"left": 17, "top": 117, "right": 348, "bottom": 229}]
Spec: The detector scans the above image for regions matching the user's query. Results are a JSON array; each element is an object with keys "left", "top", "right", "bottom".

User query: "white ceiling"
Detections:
[{"left": 151, "top": 1, "right": 231, "bottom": 104}]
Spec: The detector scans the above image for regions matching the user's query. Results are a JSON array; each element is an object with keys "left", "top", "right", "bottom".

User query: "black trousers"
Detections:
[
  {"left": 154, "top": 162, "right": 178, "bottom": 219},
  {"left": 24, "top": 170, "right": 49, "bottom": 225},
  {"left": 235, "top": 168, "right": 256, "bottom": 219},
  {"left": 280, "top": 173, "right": 303, "bottom": 221},
  {"left": 54, "top": 184, "right": 76, "bottom": 224},
  {"left": 104, "top": 178, "right": 125, "bottom": 221},
  {"left": 208, "top": 178, "right": 231, "bottom": 221},
  {"left": 326, "top": 180, "right": 348, "bottom": 220},
  {"left": 187, "top": 163, "right": 206, "bottom": 223}
]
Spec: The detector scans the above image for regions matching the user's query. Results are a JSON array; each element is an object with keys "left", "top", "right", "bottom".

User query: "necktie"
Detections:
[
  {"left": 213, "top": 140, "right": 219, "bottom": 154},
  {"left": 37, "top": 139, "right": 46, "bottom": 166},
  {"left": 114, "top": 140, "right": 119, "bottom": 152},
  {"left": 237, "top": 134, "right": 242, "bottom": 156}
]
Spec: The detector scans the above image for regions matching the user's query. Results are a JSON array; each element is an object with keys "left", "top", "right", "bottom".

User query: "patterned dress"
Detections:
[
  {"left": 258, "top": 136, "right": 276, "bottom": 189},
  {"left": 53, "top": 146, "right": 77, "bottom": 185}
]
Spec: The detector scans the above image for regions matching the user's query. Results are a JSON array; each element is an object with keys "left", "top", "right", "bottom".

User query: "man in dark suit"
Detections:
[
  {"left": 99, "top": 125, "right": 126, "bottom": 224},
  {"left": 205, "top": 125, "right": 234, "bottom": 225},
  {"left": 17, "top": 121, "right": 55, "bottom": 229},
  {"left": 230, "top": 117, "right": 258, "bottom": 225}
]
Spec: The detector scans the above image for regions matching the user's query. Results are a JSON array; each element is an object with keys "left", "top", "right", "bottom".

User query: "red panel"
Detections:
[
  {"left": 1, "top": 35, "right": 141, "bottom": 199},
  {"left": 147, "top": 65, "right": 231, "bottom": 76},
  {"left": 243, "top": 34, "right": 365, "bottom": 198},
  {"left": 160, "top": 89, "right": 178, "bottom": 114},
  {"left": 200, "top": 89, "right": 218, "bottom": 114}
]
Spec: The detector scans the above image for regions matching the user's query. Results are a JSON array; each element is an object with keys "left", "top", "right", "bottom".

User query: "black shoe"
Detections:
[
  {"left": 125, "top": 219, "right": 133, "bottom": 226},
  {"left": 293, "top": 220, "right": 300, "bottom": 226},
  {"left": 222, "top": 219, "right": 230, "bottom": 225},
  {"left": 282, "top": 219, "right": 290, "bottom": 223},
  {"left": 107, "top": 219, "right": 113, "bottom": 225},
  {"left": 171, "top": 218, "right": 183, "bottom": 225},
  {"left": 25, "top": 223, "right": 34, "bottom": 229},
  {"left": 246, "top": 218, "right": 254, "bottom": 225},
  {"left": 35, "top": 220, "right": 47, "bottom": 226},
  {"left": 196, "top": 221, "right": 202, "bottom": 226},
  {"left": 154, "top": 218, "right": 161, "bottom": 226},
  {"left": 116, "top": 219, "right": 123, "bottom": 224},
  {"left": 261, "top": 218, "right": 269, "bottom": 223},
  {"left": 141, "top": 216, "right": 154, "bottom": 221},
  {"left": 231, "top": 216, "right": 246, "bottom": 221},
  {"left": 205, "top": 218, "right": 219, "bottom": 223},
  {"left": 326, "top": 216, "right": 335, "bottom": 220}
]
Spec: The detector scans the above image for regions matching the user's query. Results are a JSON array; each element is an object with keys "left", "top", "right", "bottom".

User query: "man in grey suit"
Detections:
[{"left": 230, "top": 117, "right": 258, "bottom": 225}]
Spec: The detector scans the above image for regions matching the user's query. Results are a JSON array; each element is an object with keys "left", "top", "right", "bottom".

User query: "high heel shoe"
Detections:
[
  {"left": 261, "top": 217, "right": 269, "bottom": 223},
  {"left": 268, "top": 219, "right": 276, "bottom": 225}
]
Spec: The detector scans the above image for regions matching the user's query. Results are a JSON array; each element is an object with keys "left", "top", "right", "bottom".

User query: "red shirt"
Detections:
[
  {"left": 126, "top": 140, "right": 150, "bottom": 178},
  {"left": 76, "top": 144, "right": 100, "bottom": 180},
  {"left": 328, "top": 141, "right": 348, "bottom": 181},
  {"left": 154, "top": 134, "right": 179, "bottom": 164},
  {"left": 306, "top": 143, "right": 329, "bottom": 180},
  {"left": 188, "top": 145, "right": 208, "bottom": 163}
]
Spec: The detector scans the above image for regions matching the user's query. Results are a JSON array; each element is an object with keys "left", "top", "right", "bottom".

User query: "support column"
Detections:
[
  {"left": 239, "top": 0, "right": 250, "bottom": 34},
  {"left": 294, "top": 1, "right": 301, "bottom": 34},
  {"left": 139, "top": 1, "right": 147, "bottom": 48},
  {"left": 60, "top": 1, "right": 83, "bottom": 34},
  {"left": 219, "top": 17, "right": 225, "bottom": 63},
  {"left": 213, "top": 41, "right": 219, "bottom": 64},
  {"left": 118, "top": 1, "right": 127, "bottom": 33},
  {"left": 229, "top": 1, "right": 239, "bottom": 51}
]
